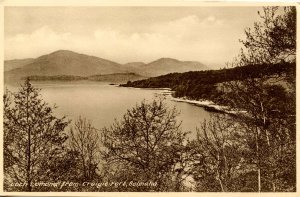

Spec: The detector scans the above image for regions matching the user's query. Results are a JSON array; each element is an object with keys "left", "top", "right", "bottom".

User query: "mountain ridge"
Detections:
[{"left": 5, "top": 50, "right": 209, "bottom": 82}]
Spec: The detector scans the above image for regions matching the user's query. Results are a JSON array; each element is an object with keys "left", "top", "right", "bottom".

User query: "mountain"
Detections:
[
  {"left": 135, "top": 58, "right": 208, "bottom": 77},
  {"left": 4, "top": 50, "right": 209, "bottom": 82},
  {"left": 5, "top": 50, "right": 125, "bottom": 82},
  {"left": 4, "top": 58, "right": 35, "bottom": 71},
  {"left": 123, "top": 62, "right": 146, "bottom": 68}
]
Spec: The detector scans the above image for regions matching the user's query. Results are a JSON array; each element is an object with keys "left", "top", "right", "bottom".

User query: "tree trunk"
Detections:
[
  {"left": 218, "top": 176, "right": 225, "bottom": 192},
  {"left": 27, "top": 129, "right": 31, "bottom": 191},
  {"left": 26, "top": 90, "right": 32, "bottom": 192},
  {"left": 272, "top": 181, "right": 276, "bottom": 192},
  {"left": 255, "top": 128, "right": 261, "bottom": 192},
  {"left": 217, "top": 153, "right": 225, "bottom": 192},
  {"left": 257, "top": 168, "right": 261, "bottom": 192}
]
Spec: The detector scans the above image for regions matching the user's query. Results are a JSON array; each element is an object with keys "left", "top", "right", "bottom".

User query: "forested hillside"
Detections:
[{"left": 122, "top": 62, "right": 295, "bottom": 104}]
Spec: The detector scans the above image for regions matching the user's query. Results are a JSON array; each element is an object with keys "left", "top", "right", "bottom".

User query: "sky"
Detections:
[{"left": 5, "top": 6, "right": 265, "bottom": 68}]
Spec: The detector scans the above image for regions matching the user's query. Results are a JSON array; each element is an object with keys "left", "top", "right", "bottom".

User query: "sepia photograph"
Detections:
[{"left": 1, "top": 1, "right": 297, "bottom": 194}]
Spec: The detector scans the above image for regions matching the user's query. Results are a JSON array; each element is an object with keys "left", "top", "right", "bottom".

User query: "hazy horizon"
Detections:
[
  {"left": 3, "top": 49, "right": 214, "bottom": 66},
  {"left": 5, "top": 6, "right": 265, "bottom": 69}
]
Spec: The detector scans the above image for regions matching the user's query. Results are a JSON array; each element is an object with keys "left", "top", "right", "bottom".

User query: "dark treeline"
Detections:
[
  {"left": 24, "top": 73, "right": 144, "bottom": 83},
  {"left": 121, "top": 62, "right": 295, "bottom": 104},
  {"left": 3, "top": 6, "right": 296, "bottom": 192},
  {"left": 26, "top": 75, "right": 88, "bottom": 81}
]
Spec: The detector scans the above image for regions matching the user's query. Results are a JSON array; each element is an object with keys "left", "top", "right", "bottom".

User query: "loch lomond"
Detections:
[{"left": 5, "top": 81, "right": 212, "bottom": 138}]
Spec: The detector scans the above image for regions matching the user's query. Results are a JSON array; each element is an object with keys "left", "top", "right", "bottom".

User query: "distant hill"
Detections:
[
  {"left": 5, "top": 50, "right": 126, "bottom": 82},
  {"left": 4, "top": 58, "right": 35, "bottom": 71},
  {"left": 4, "top": 50, "right": 209, "bottom": 82},
  {"left": 134, "top": 58, "right": 208, "bottom": 77},
  {"left": 123, "top": 62, "right": 146, "bottom": 68}
]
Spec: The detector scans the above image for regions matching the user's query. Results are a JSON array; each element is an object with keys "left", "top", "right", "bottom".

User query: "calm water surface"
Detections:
[{"left": 6, "top": 81, "right": 211, "bottom": 138}]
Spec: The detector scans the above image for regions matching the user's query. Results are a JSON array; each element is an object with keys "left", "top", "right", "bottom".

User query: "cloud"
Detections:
[
  {"left": 5, "top": 15, "right": 241, "bottom": 67},
  {"left": 6, "top": 26, "right": 74, "bottom": 59}
]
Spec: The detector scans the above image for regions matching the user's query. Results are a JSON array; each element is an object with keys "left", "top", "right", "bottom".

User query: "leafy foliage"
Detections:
[
  {"left": 222, "top": 6, "right": 296, "bottom": 192},
  {"left": 241, "top": 7, "right": 296, "bottom": 63}
]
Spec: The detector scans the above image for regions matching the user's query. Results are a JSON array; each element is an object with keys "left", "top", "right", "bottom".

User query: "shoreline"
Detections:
[
  {"left": 170, "top": 97, "right": 247, "bottom": 115},
  {"left": 170, "top": 97, "right": 232, "bottom": 113},
  {"left": 157, "top": 89, "right": 245, "bottom": 115},
  {"left": 130, "top": 87, "right": 232, "bottom": 114}
]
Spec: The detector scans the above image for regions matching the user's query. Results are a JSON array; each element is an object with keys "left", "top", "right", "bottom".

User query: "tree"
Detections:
[
  {"left": 3, "top": 89, "right": 18, "bottom": 180},
  {"left": 3, "top": 79, "right": 69, "bottom": 191},
  {"left": 223, "top": 6, "right": 296, "bottom": 192},
  {"left": 100, "top": 99, "right": 190, "bottom": 191},
  {"left": 190, "top": 114, "right": 247, "bottom": 192},
  {"left": 68, "top": 117, "right": 101, "bottom": 182},
  {"left": 241, "top": 6, "right": 296, "bottom": 64}
]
